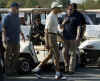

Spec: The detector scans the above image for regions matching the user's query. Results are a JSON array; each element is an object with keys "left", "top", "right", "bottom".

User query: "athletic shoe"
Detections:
[
  {"left": 32, "top": 66, "right": 41, "bottom": 73},
  {"left": 54, "top": 72, "right": 62, "bottom": 80}
]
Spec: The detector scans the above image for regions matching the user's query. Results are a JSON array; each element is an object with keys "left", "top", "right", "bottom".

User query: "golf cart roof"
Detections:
[
  {"left": 0, "top": 8, "right": 51, "bottom": 13},
  {"left": 85, "top": 9, "right": 100, "bottom": 13}
]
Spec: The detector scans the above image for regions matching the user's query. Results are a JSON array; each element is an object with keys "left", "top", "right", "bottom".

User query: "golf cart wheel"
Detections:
[{"left": 17, "top": 58, "right": 32, "bottom": 74}]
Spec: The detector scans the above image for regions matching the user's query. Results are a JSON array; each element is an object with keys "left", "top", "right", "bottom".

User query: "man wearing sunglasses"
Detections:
[{"left": 30, "top": 15, "right": 45, "bottom": 45}]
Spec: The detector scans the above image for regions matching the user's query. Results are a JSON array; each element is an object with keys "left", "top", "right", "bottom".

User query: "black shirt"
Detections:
[
  {"left": 30, "top": 23, "right": 45, "bottom": 40},
  {"left": 63, "top": 11, "right": 86, "bottom": 40}
]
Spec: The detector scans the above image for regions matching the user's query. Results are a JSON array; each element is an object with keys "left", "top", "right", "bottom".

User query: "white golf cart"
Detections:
[
  {"left": 0, "top": 8, "right": 51, "bottom": 74},
  {"left": 1, "top": 8, "right": 99, "bottom": 74}
]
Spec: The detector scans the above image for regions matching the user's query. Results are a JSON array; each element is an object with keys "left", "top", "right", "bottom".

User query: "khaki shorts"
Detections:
[{"left": 4, "top": 43, "right": 20, "bottom": 74}]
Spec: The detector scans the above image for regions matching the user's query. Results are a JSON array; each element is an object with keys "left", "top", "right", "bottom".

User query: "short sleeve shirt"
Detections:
[
  {"left": 63, "top": 11, "right": 86, "bottom": 40},
  {"left": 45, "top": 12, "right": 58, "bottom": 33},
  {"left": 2, "top": 13, "right": 20, "bottom": 44},
  {"left": 30, "top": 23, "right": 44, "bottom": 37}
]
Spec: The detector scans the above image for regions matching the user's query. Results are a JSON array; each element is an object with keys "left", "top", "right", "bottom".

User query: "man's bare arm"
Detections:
[
  {"left": 45, "top": 29, "right": 49, "bottom": 49},
  {"left": 2, "top": 27, "right": 7, "bottom": 48},
  {"left": 81, "top": 24, "right": 86, "bottom": 38},
  {"left": 76, "top": 24, "right": 86, "bottom": 40},
  {"left": 2, "top": 27, "right": 6, "bottom": 43},
  {"left": 60, "top": 17, "right": 70, "bottom": 30}
]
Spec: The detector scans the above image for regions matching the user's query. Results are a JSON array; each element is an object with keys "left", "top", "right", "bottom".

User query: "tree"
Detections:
[
  {"left": 0, "top": 0, "right": 7, "bottom": 8},
  {"left": 6, "top": 0, "right": 39, "bottom": 8},
  {"left": 56, "top": 0, "right": 70, "bottom": 8},
  {"left": 78, "top": 0, "right": 100, "bottom": 9}
]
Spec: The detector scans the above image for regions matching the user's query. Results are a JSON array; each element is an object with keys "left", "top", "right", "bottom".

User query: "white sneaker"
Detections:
[
  {"left": 61, "top": 76, "right": 67, "bottom": 80},
  {"left": 54, "top": 72, "right": 62, "bottom": 80},
  {"left": 32, "top": 67, "right": 41, "bottom": 73}
]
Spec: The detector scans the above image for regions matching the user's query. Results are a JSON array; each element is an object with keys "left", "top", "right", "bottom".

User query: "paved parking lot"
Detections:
[{"left": 1, "top": 67, "right": 100, "bottom": 81}]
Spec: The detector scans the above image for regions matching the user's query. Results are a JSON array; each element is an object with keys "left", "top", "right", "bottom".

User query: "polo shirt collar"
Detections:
[{"left": 11, "top": 12, "right": 18, "bottom": 17}]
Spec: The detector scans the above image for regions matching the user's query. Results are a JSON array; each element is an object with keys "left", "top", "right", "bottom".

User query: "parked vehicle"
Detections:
[
  {"left": 79, "top": 39, "right": 100, "bottom": 67},
  {"left": 79, "top": 13, "right": 100, "bottom": 67}
]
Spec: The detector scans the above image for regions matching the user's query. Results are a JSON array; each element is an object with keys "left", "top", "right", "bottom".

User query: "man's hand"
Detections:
[
  {"left": 22, "top": 35, "right": 25, "bottom": 42},
  {"left": 45, "top": 45, "right": 50, "bottom": 49},
  {"left": 62, "top": 17, "right": 69, "bottom": 25},
  {"left": 60, "top": 24, "right": 64, "bottom": 30},
  {"left": 20, "top": 32, "right": 25, "bottom": 42},
  {"left": 62, "top": 19, "right": 66, "bottom": 25},
  {"left": 60, "top": 17, "right": 70, "bottom": 30},
  {"left": 74, "top": 37, "right": 80, "bottom": 46}
]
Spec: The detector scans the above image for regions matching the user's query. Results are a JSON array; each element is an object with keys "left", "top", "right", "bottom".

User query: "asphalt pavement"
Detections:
[{"left": 1, "top": 67, "right": 100, "bottom": 81}]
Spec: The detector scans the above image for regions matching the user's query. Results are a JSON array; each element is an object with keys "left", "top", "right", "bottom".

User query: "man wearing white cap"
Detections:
[{"left": 32, "top": 2, "right": 62, "bottom": 79}]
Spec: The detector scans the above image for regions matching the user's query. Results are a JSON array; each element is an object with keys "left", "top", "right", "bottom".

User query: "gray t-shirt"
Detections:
[{"left": 2, "top": 13, "right": 20, "bottom": 44}]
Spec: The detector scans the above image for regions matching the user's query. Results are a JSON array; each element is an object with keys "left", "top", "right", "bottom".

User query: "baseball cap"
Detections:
[
  {"left": 11, "top": 2, "right": 20, "bottom": 8},
  {"left": 51, "top": 2, "right": 63, "bottom": 9}
]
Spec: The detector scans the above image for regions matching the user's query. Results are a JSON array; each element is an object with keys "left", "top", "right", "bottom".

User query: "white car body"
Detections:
[{"left": 79, "top": 39, "right": 100, "bottom": 50}]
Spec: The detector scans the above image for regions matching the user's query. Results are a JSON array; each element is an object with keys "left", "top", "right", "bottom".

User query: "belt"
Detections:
[{"left": 48, "top": 32, "right": 57, "bottom": 35}]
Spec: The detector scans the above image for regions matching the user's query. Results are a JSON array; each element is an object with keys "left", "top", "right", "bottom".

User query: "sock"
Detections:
[{"left": 56, "top": 72, "right": 60, "bottom": 76}]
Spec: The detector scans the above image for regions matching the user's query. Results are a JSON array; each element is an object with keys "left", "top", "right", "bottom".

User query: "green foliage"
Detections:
[
  {"left": 0, "top": 0, "right": 39, "bottom": 8},
  {"left": 0, "top": 0, "right": 99, "bottom": 9},
  {"left": 36, "top": 0, "right": 54, "bottom": 8},
  {"left": 0, "top": 0, "right": 7, "bottom": 8},
  {"left": 79, "top": 0, "right": 100, "bottom": 10},
  {"left": 56, "top": 0, "right": 70, "bottom": 8}
]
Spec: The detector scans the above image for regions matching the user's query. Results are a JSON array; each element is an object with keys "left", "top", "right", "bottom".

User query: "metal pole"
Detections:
[
  {"left": 66, "top": 0, "right": 70, "bottom": 8},
  {"left": 68, "top": 0, "right": 70, "bottom": 5}
]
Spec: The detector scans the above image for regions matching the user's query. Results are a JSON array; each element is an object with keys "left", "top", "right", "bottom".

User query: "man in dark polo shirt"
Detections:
[
  {"left": 2, "top": 2, "right": 25, "bottom": 75},
  {"left": 61, "top": 3, "right": 86, "bottom": 74}
]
